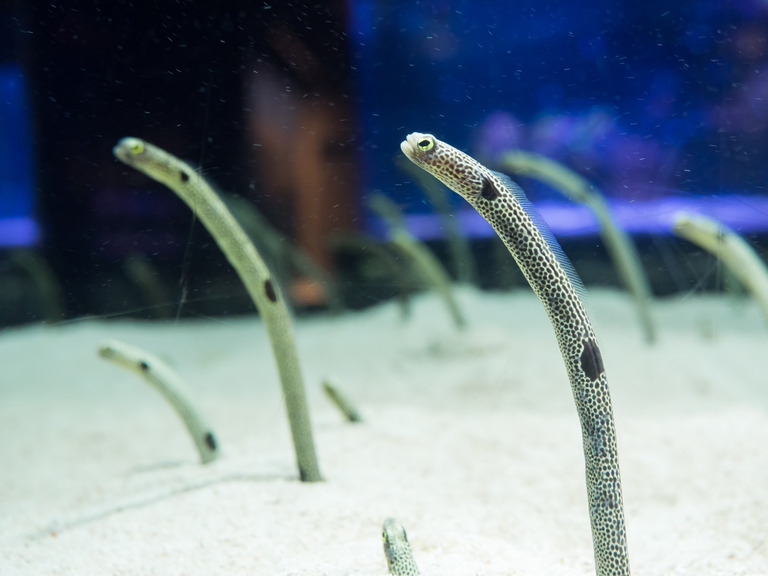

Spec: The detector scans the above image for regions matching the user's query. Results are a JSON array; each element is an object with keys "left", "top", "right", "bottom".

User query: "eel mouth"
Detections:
[
  {"left": 400, "top": 136, "right": 416, "bottom": 159},
  {"left": 113, "top": 137, "right": 143, "bottom": 166},
  {"left": 113, "top": 143, "right": 133, "bottom": 164}
]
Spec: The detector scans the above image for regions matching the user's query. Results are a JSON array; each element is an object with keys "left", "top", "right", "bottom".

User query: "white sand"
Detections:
[{"left": 1, "top": 287, "right": 767, "bottom": 575}]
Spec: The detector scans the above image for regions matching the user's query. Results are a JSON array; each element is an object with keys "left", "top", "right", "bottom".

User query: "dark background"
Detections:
[
  {"left": 3, "top": 0, "right": 355, "bottom": 319},
  {"left": 352, "top": 0, "right": 768, "bottom": 205},
  {"left": 1, "top": 0, "right": 768, "bottom": 323}
]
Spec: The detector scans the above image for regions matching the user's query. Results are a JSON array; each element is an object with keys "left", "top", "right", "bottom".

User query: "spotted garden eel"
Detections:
[
  {"left": 383, "top": 518, "right": 420, "bottom": 576},
  {"left": 501, "top": 150, "right": 655, "bottom": 344},
  {"left": 401, "top": 133, "right": 630, "bottom": 576},
  {"left": 98, "top": 339, "right": 219, "bottom": 464},
  {"left": 113, "top": 137, "right": 321, "bottom": 482}
]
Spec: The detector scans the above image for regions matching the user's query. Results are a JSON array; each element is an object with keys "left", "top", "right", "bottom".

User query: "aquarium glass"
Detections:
[{"left": 350, "top": 0, "right": 768, "bottom": 238}]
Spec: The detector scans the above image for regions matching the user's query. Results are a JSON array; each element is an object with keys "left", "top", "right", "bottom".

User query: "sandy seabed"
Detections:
[{"left": 1, "top": 286, "right": 767, "bottom": 576}]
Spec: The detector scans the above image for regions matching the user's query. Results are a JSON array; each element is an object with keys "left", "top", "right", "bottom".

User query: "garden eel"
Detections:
[
  {"left": 383, "top": 518, "right": 420, "bottom": 576},
  {"left": 368, "top": 192, "right": 466, "bottom": 329},
  {"left": 501, "top": 150, "right": 655, "bottom": 344},
  {"left": 8, "top": 248, "right": 64, "bottom": 323},
  {"left": 98, "top": 339, "right": 219, "bottom": 464},
  {"left": 674, "top": 212, "right": 768, "bottom": 327},
  {"left": 113, "top": 137, "right": 322, "bottom": 482},
  {"left": 322, "top": 380, "right": 364, "bottom": 423},
  {"left": 401, "top": 133, "right": 630, "bottom": 576}
]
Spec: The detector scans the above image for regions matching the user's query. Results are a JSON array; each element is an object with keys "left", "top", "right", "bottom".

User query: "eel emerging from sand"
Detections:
[
  {"left": 383, "top": 518, "right": 420, "bottom": 576},
  {"left": 322, "top": 380, "right": 364, "bottom": 423},
  {"left": 113, "top": 137, "right": 321, "bottom": 482},
  {"left": 401, "top": 133, "right": 630, "bottom": 576},
  {"left": 98, "top": 339, "right": 219, "bottom": 464}
]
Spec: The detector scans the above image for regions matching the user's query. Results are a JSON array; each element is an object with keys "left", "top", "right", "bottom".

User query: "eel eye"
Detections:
[
  {"left": 129, "top": 140, "right": 145, "bottom": 155},
  {"left": 417, "top": 137, "right": 434, "bottom": 152}
]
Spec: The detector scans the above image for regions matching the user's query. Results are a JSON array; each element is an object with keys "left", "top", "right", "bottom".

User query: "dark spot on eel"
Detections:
[
  {"left": 480, "top": 175, "right": 500, "bottom": 200},
  {"left": 580, "top": 338, "right": 605, "bottom": 381},
  {"left": 264, "top": 279, "right": 277, "bottom": 302},
  {"left": 180, "top": 170, "right": 189, "bottom": 183},
  {"left": 138, "top": 361, "right": 150, "bottom": 372},
  {"left": 204, "top": 432, "right": 217, "bottom": 451}
]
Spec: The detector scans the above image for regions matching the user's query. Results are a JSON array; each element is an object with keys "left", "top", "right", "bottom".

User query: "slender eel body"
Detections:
[
  {"left": 369, "top": 193, "right": 466, "bottom": 329},
  {"left": 674, "top": 212, "right": 768, "bottom": 326},
  {"left": 501, "top": 150, "right": 655, "bottom": 344},
  {"left": 401, "top": 133, "right": 630, "bottom": 576},
  {"left": 98, "top": 339, "right": 219, "bottom": 464},
  {"left": 113, "top": 137, "right": 321, "bottom": 482},
  {"left": 322, "top": 381, "right": 364, "bottom": 423},
  {"left": 383, "top": 518, "right": 420, "bottom": 576}
]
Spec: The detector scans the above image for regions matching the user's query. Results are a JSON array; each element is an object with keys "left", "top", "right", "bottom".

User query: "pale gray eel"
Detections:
[
  {"left": 400, "top": 133, "right": 630, "bottom": 576},
  {"left": 383, "top": 518, "right": 420, "bottom": 576},
  {"left": 113, "top": 137, "right": 321, "bottom": 482}
]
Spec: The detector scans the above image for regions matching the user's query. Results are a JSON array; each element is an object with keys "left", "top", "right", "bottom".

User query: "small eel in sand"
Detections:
[
  {"left": 401, "top": 133, "right": 630, "bottom": 576},
  {"left": 113, "top": 137, "right": 321, "bottom": 482},
  {"left": 98, "top": 339, "right": 219, "bottom": 464},
  {"left": 322, "top": 380, "right": 364, "bottom": 423},
  {"left": 383, "top": 518, "right": 420, "bottom": 576}
]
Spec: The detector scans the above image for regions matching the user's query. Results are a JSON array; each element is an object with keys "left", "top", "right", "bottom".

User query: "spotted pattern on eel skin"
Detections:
[{"left": 400, "top": 132, "right": 630, "bottom": 576}]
